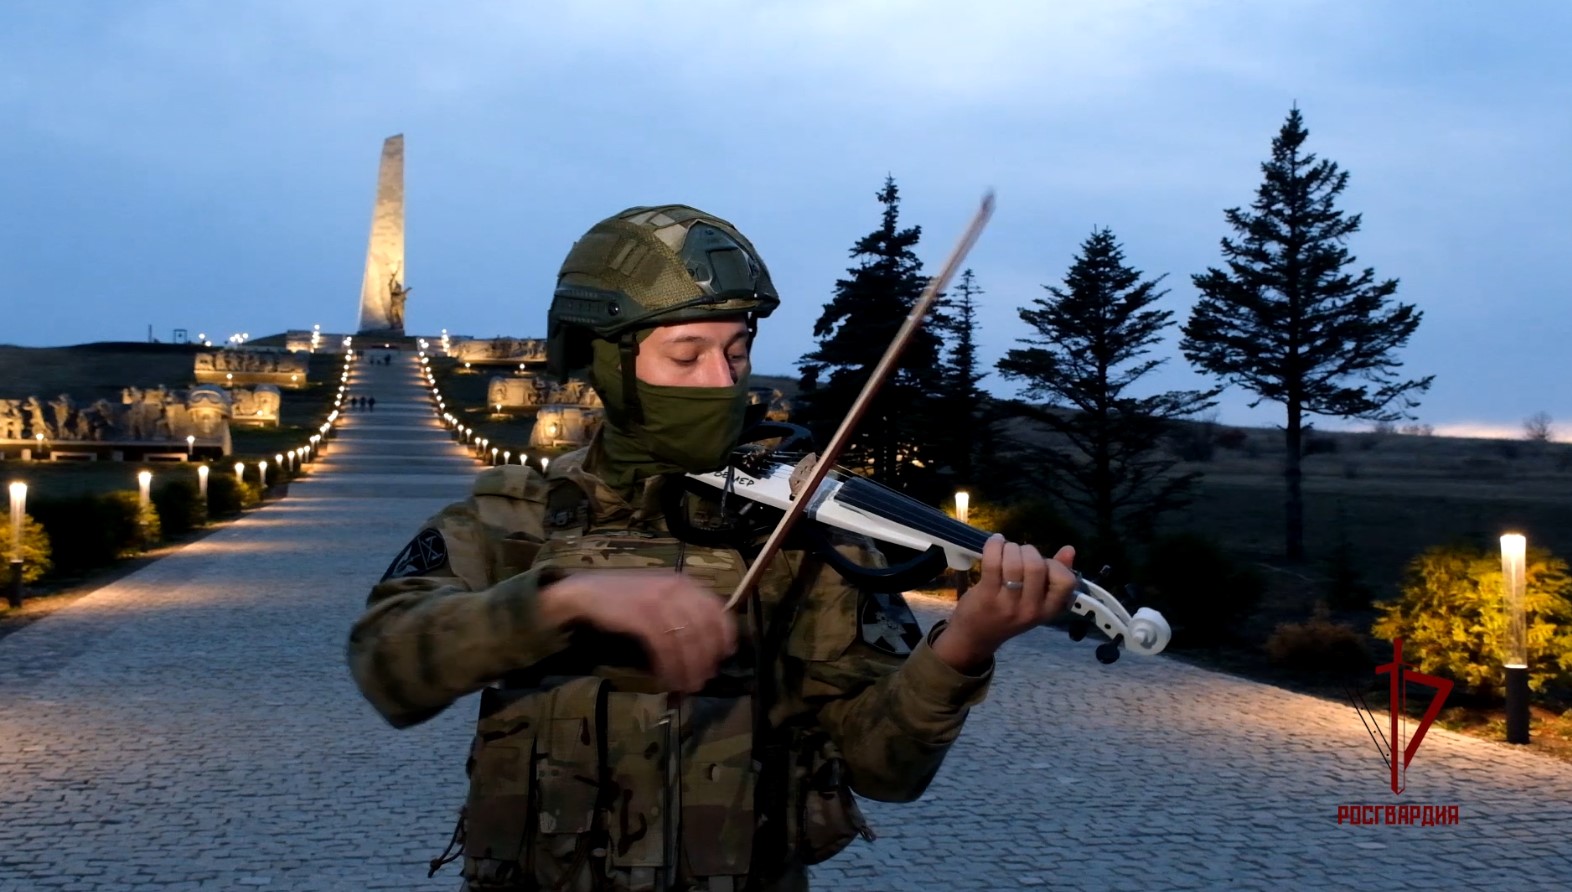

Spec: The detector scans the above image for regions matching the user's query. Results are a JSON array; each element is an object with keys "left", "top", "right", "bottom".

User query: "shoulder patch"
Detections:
[
  {"left": 858, "top": 591, "right": 924, "bottom": 656},
  {"left": 380, "top": 528, "right": 450, "bottom": 581}
]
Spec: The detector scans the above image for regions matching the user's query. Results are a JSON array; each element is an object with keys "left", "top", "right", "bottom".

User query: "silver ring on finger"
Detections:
[{"left": 1003, "top": 580, "right": 1024, "bottom": 590}]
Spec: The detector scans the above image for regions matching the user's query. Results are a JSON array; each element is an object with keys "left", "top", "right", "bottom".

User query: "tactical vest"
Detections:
[{"left": 449, "top": 473, "right": 871, "bottom": 892}]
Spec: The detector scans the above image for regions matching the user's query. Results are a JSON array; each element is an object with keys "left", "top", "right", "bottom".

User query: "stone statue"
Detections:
[
  {"left": 24, "top": 397, "right": 50, "bottom": 439},
  {"left": 88, "top": 400, "right": 117, "bottom": 441},
  {"left": 49, "top": 394, "right": 74, "bottom": 439},
  {"left": 0, "top": 400, "right": 21, "bottom": 440},
  {"left": 388, "top": 272, "right": 409, "bottom": 331}
]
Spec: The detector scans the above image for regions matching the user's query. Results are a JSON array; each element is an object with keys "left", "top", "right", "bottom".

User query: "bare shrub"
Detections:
[{"left": 1524, "top": 411, "right": 1554, "bottom": 442}]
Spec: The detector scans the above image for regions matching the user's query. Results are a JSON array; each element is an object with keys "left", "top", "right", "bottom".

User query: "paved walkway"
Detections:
[{"left": 1, "top": 355, "right": 1569, "bottom": 890}]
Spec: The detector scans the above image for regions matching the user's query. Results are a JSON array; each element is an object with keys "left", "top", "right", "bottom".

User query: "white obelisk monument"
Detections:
[{"left": 356, "top": 134, "right": 406, "bottom": 336}]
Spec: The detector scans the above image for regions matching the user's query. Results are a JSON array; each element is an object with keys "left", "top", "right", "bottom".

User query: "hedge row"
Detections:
[{"left": 24, "top": 477, "right": 261, "bottom": 579}]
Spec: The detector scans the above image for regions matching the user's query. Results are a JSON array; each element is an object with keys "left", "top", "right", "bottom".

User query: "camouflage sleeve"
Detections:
[
  {"left": 346, "top": 497, "right": 571, "bottom": 730},
  {"left": 777, "top": 538, "right": 993, "bottom": 803}
]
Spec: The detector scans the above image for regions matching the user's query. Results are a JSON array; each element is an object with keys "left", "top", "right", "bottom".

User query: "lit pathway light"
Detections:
[
  {"left": 1501, "top": 533, "right": 1529, "bottom": 744},
  {"left": 7, "top": 481, "right": 25, "bottom": 608},
  {"left": 197, "top": 465, "right": 209, "bottom": 501},
  {"left": 186, "top": 434, "right": 195, "bottom": 458},
  {"left": 138, "top": 470, "right": 152, "bottom": 510}
]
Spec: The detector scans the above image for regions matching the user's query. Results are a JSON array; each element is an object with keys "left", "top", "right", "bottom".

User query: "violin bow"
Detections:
[{"left": 724, "top": 191, "right": 996, "bottom": 610}]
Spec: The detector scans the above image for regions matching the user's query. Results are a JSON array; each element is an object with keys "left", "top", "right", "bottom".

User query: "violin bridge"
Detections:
[{"left": 788, "top": 452, "right": 819, "bottom": 500}]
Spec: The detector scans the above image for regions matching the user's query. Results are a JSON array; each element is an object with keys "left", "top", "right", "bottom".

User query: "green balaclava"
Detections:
[{"left": 588, "top": 333, "right": 750, "bottom": 489}]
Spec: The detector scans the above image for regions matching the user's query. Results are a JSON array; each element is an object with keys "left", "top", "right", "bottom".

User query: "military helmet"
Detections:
[{"left": 547, "top": 205, "right": 780, "bottom": 379}]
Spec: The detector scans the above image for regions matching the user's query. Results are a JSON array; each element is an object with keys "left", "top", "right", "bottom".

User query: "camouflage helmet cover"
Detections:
[{"left": 547, "top": 205, "right": 780, "bottom": 378}]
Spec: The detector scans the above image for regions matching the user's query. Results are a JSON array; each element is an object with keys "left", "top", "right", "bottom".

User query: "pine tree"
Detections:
[
  {"left": 937, "top": 269, "right": 987, "bottom": 486},
  {"left": 796, "top": 176, "right": 946, "bottom": 493},
  {"left": 998, "top": 228, "right": 1219, "bottom": 553},
  {"left": 1182, "top": 107, "right": 1432, "bottom": 560}
]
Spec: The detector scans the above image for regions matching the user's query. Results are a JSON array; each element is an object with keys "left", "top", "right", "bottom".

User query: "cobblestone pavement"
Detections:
[{"left": 2, "top": 356, "right": 1570, "bottom": 890}]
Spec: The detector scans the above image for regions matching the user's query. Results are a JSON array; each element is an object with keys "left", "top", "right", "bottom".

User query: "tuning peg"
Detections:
[
  {"left": 1066, "top": 615, "right": 1091, "bottom": 642},
  {"left": 1122, "top": 583, "right": 1142, "bottom": 608},
  {"left": 1095, "top": 641, "right": 1121, "bottom": 664}
]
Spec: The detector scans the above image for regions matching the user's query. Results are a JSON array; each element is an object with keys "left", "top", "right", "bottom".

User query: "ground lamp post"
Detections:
[
  {"left": 197, "top": 465, "right": 209, "bottom": 503},
  {"left": 234, "top": 462, "right": 246, "bottom": 484},
  {"left": 1501, "top": 533, "right": 1530, "bottom": 744},
  {"left": 953, "top": 490, "right": 970, "bottom": 596},
  {"left": 491, "top": 446, "right": 499, "bottom": 465},
  {"left": 33, "top": 432, "right": 45, "bottom": 459},
  {"left": 8, "top": 481, "right": 25, "bottom": 609},
  {"left": 274, "top": 454, "right": 284, "bottom": 479},
  {"left": 186, "top": 434, "right": 195, "bottom": 458},
  {"left": 138, "top": 470, "right": 152, "bottom": 510},
  {"left": 258, "top": 460, "right": 268, "bottom": 490}
]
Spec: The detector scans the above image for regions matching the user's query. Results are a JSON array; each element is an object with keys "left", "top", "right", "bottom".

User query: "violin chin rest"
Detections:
[{"left": 808, "top": 525, "right": 952, "bottom": 592}]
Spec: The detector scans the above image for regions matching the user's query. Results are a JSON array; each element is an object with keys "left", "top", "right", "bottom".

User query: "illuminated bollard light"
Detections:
[
  {"left": 138, "top": 470, "right": 152, "bottom": 510},
  {"left": 7, "top": 481, "right": 25, "bottom": 608},
  {"left": 491, "top": 447, "right": 499, "bottom": 465},
  {"left": 952, "top": 490, "right": 971, "bottom": 595},
  {"left": 541, "top": 456, "right": 550, "bottom": 473},
  {"left": 503, "top": 451, "right": 510, "bottom": 464},
  {"left": 186, "top": 434, "right": 195, "bottom": 458},
  {"left": 234, "top": 462, "right": 246, "bottom": 482},
  {"left": 1501, "top": 533, "right": 1530, "bottom": 744},
  {"left": 197, "top": 465, "right": 209, "bottom": 501},
  {"left": 258, "top": 460, "right": 269, "bottom": 488}
]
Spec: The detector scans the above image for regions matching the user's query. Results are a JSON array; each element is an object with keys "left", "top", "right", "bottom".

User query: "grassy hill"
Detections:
[{"left": 0, "top": 343, "right": 206, "bottom": 403}]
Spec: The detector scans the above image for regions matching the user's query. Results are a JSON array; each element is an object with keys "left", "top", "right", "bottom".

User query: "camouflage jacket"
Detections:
[{"left": 347, "top": 447, "right": 993, "bottom": 891}]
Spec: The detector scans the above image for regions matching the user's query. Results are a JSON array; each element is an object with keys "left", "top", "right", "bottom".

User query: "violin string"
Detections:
[
  {"left": 741, "top": 455, "right": 989, "bottom": 553},
  {"left": 835, "top": 476, "right": 992, "bottom": 554}
]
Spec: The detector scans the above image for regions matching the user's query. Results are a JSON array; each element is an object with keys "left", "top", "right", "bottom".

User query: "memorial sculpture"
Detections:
[
  {"left": 486, "top": 374, "right": 603, "bottom": 411},
  {"left": 356, "top": 134, "right": 407, "bottom": 336},
  {"left": 194, "top": 349, "right": 309, "bottom": 389},
  {"left": 529, "top": 404, "right": 603, "bottom": 449},
  {"left": 449, "top": 336, "right": 548, "bottom": 365},
  {"left": 0, "top": 387, "right": 235, "bottom": 457},
  {"left": 228, "top": 385, "right": 282, "bottom": 427},
  {"left": 748, "top": 385, "right": 792, "bottom": 422}
]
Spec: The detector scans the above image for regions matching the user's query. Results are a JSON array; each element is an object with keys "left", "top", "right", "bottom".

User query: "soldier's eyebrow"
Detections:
[{"left": 662, "top": 333, "right": 749, "bottom": 348}]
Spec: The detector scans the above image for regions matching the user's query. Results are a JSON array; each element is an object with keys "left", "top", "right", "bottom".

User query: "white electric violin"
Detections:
[{"left": 681, "top": 441, "right": 1172, "bottom": 665}]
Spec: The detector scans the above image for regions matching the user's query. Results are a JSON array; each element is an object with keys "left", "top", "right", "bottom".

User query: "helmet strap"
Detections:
[{"left": 619, "top": 332, "right": 644, "bottom": 425}]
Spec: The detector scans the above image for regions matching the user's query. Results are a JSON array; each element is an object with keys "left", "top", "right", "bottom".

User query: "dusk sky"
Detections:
[{"left": 3, "top": 2, "right": 1568, "bottom": 438}]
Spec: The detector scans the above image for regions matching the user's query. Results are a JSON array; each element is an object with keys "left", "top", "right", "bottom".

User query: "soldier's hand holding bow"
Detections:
[
  {"left": 931, "top": 534, "right": 1077, "bottom": 673},
  {"left": 540, "top": 570, "right": 739, "bottom": 693}
]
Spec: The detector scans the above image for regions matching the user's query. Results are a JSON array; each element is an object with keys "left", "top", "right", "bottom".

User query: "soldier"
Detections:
[{"left": 347, "top": 205, "right": 1077, "bottom": 891}]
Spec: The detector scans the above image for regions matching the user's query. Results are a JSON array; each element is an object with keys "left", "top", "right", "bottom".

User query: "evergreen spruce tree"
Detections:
[
  {"left": 1182, "top": 107, "right": 1431, "bottom": 560},
  {"left": 937, "top": 269, "right": 987, "bottom": 486},
  {"left": 998, "top": 228, "right": 1219, "bottom": 553},
  {"left": 796, "top": 176, "right": 946, "bottom": 494}
]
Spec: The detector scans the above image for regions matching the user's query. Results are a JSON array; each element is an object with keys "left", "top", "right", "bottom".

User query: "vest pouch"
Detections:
[
  {"left": 461, "top": 685, "right": 547, "bottom": 889},
  {"left": 792, "top": 732, "right": 875, "bottom": 865},
  {"left": 536, "top": 677, "right": 605, "bottom": 835},
  {"left": 603, "top": 692, "right": 678, "bottom": 890},
  {"left": 680, "top": 696, "right": 756, "bottom": 881},
  {"left": 461, "top": 678, "right": 608, "bottom": 891}
]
